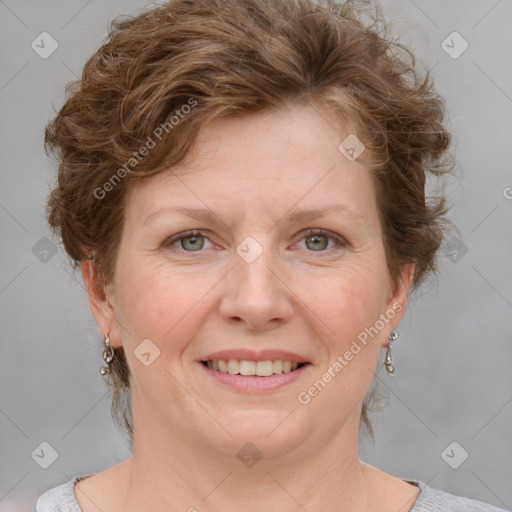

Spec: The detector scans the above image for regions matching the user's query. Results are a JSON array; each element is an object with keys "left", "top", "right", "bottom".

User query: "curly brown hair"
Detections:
[{"left": 45, "top": 0, "right": 453, "bottom": 447}]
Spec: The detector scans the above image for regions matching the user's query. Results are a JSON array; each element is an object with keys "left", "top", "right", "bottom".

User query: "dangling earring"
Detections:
[
  {"left": 385, "top": 330, "right": 399, "bottom": 376},
  {"left": 100, "top": 332, "right": 115, "bottom": 375}
]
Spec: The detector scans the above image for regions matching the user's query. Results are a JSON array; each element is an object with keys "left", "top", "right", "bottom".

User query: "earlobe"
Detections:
[{"left": 81, "top": 259, "right": 119, "bottom": 344}]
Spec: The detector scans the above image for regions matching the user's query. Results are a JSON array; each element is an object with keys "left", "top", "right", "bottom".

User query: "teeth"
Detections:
[
  {"left": 227, "top": 359, "right": 239, "bottom": 374},
  {"left": 205, "top": 359, "right": 304, "bottom": 376},
  {"left": 256, "top": 360, "right": 274, "bottom": 377},
  {"left": 239, "top": 360, "right": 256, "bottom": 375}
]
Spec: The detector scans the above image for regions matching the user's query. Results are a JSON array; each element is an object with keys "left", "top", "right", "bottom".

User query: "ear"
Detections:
[
  {"left": 81, "top": 259, "right": 122, "bottom": 348},
  {"left": 383, "top": 263, "right": 415, "bottom": 341}
]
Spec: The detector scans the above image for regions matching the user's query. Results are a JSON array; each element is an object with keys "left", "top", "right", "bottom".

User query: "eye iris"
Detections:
[
  {"left": 306, "top": 234, "right": 328, "bottom": 251},
  {"left": 182, "top": 235, "right": 204, "bottom": 251},
  {"left": 174, "top": 232, "right": 334, "bottom": 252}
]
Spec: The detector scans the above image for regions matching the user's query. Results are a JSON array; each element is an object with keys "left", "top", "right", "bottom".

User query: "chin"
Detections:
[{"left": 204, "top": 408, "right": 310, "bottom": 460}]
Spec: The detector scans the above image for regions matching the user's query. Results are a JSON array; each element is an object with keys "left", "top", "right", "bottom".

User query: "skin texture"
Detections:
[{"left": 80, "top": 101, "right": 418, "bottom": 512}]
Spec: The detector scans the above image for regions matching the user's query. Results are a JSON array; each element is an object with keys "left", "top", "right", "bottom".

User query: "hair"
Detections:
[{"left": 45, "top": 0, "right": 453, "bottom": 448}]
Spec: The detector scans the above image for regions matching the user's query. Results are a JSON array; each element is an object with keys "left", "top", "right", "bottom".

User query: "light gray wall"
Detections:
[{"left": 0, "top": 1, "right": 510, "bottom": 510}]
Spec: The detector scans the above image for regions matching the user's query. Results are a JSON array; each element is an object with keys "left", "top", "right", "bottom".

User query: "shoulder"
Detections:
[
  {"left": 407, "top": 479, "right": 509, "bottom": 512},
  {"left": 35, "top": 475, "right": 91, "bottom": 512}
]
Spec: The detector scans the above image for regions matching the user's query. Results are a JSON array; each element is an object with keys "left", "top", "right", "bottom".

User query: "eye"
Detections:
[
  {"left": 163, "top": 230, "right": 213, "bottom": 252},
  {"left": 162, "top": 229, "right": 346, "bottom": 254},
  {"left": 297, "top": 229, "right": 346, "bottom": 252}
]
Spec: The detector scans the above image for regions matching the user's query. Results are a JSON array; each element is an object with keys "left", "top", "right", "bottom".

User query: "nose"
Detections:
[{"left": 218, "top": 239, "right": 294, "bottom": 331}]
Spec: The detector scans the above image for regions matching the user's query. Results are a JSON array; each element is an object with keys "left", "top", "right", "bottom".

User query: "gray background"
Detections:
[{"left": 1, "top": 1, "right": 511, "bottom": 510}]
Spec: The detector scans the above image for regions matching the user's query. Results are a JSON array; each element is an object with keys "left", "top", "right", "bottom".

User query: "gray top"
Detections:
[{"left": 35, "top": 475, "right": 509, "bottom": 512}]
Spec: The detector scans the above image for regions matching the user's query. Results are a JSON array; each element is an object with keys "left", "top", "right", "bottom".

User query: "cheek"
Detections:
[
  {"left": 113, "top": 259, "right": 213, "bottom": 350},
  {"left": 304, "top": 262, "right": 389, "bottom": 337},
  {"left": 299, "top": 270, "right": 387, "bottom": 409},
  {"left": 301, "top": 266, "right": 389, "bottom": 408},
  {"left": 113, "top": 239, "right": 391, "bottom": 365}
]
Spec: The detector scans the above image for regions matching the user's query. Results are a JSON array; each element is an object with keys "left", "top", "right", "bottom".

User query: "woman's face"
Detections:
[{"left": 86, "top": 102, "right": 412, "bottom": 458}]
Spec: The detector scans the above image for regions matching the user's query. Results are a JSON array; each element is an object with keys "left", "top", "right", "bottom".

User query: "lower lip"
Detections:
[{"left": 198, "top": 362, "right": 312, "bottom": 392}]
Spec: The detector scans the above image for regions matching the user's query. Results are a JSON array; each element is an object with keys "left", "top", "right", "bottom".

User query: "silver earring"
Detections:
[
  {"left": 100, "top": 332, "right": 115, "bottom": 376},
  {"left": 385, "top": 330, "right": 399, "bottom": 376}
]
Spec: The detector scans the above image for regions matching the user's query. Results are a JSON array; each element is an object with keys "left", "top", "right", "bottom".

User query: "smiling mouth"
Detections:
[{"left": 201, "top": 359, "right": 309, "bottom": 377}]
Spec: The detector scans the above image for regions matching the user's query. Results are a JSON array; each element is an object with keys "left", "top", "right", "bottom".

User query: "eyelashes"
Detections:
[
  {"left": 162, "top": 228, "right": 347, "bottom": 255},
  {"left": 163, "top": 230, "right": 213, "bottom": 252}
]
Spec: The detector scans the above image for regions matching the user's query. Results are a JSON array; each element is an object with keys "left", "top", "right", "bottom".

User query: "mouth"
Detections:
[{"left": 201, "top": 359, "right": 310, "bottom": 377}]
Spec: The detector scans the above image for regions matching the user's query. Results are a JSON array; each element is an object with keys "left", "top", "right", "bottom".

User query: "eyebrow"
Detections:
[{"left": 143, "top": 204, "right": 356, "bottom": 227}]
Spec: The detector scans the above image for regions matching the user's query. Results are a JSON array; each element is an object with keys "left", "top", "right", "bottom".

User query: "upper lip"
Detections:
[{"left": 201, "top": 349, "right": 310, "bottom": 363}]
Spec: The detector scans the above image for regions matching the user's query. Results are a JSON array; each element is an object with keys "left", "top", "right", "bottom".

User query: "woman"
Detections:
[{"left": 35, "top": 0, "right": 506, "bottom": 511}]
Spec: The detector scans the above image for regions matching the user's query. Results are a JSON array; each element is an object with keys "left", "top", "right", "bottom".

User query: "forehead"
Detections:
[{"left": 124, "top": 102, "right": 377, "bottom": 228}]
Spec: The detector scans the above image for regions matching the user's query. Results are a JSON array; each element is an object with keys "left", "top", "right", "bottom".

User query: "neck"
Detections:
[{"left": 120, "top": 403, "right": 373, "bottom": 512}]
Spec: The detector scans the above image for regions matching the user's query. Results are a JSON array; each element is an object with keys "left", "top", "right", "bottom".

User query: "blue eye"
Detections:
[
  {"left": 165, "top": 231, "right": 211, "bottom": 252},
  {"left": 300, "top": 229, "right": 345, "bottom": 252},
  {"left": 163, "top": 229, "right": 345, "bottom": 254}
]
